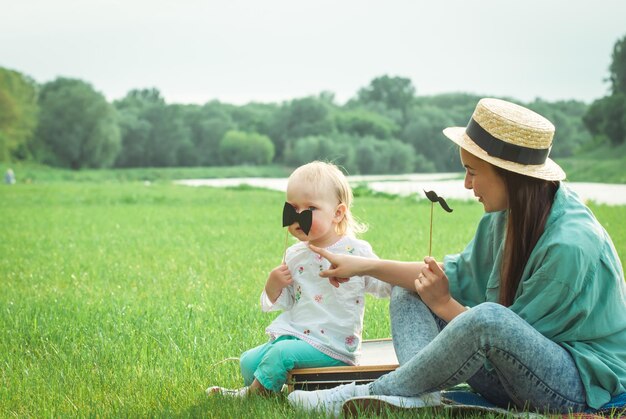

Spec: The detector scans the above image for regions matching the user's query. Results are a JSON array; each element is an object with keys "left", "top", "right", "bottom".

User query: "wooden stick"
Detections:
[
  {"left": 429, "top": 202, "right": 433, "bottom": 257},
  {"left": 282, "top": 229, "right": 289, "bottom": 264}
]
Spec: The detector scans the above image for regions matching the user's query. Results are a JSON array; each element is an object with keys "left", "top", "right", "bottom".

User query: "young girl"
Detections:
[{"left": 208, "top": 161, "right": 391, "bottom": 396}]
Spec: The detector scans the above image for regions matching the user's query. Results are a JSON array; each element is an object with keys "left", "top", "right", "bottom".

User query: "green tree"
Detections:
[
  {"left": 609, "top": 34, "right": 626, "bottom": 95},
  {"left": 527, "top": 99, "right": 592, "bottom": 157},
  {"left": 0, "top": 67, "right": 39, "bottom": 161},
  {"left": 401, "top": 105, "right": 459, "bottom": 171},
  {"left": 355, "top": 137, "right": 415, "bottom": 174},
  {"left": 219, "top": 130, "right": 275, "bottom": 165},
  {"left": 335, "top": 109, "right": 398, "bottom": 139},
  {"left": 584, "top": 34, "right": 626, "bottom": 147},
  {"left": 284, "top": 134, "right": 357, "bottom": 174},
  {"left": 230, "top": 102, "right": 277, "bottom": 138},
  {"left": 353, "top": 75, "right": 416, "bottom": 124},
  {"left": 36, "top": 78, "right": 120, "bottom": 169},
  {"left": 385, "top": 138, "right": 422, "bottom": 173},
  {"left": 188, "top": 101, "right": 236, "bottom": 166},
  {"left": 114, "top": 89, "right": 163, "bottom": 167},
  {"left": 584, "top": 95, "right": 626, "bottom": 146},
  {"left": 414, "top": 93, "right": 482, "bottom": 126},
  {"left": 114, "top": 110, "right": 152, "bottom": 167},
  {"left": 269, "top": 97, "right": 336, "bottom": 161},
  {"left": 162, "top": 104, "right": 193, "bottom": 167},
  {"left": 114, "top": 89, "right": 193, "bottom": 167}
]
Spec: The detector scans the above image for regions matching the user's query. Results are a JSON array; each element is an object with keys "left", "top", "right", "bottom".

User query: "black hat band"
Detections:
[{"left": 466, "top": 118, "right": 550, "bottom": 165}]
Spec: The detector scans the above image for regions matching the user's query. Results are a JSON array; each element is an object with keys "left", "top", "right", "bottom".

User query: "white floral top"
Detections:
[{"left": 260, "top": 236, "right": 391, "bottom": 365}]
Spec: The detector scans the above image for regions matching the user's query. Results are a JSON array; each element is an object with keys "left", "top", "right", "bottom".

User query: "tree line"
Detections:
[
  {"left": 2, "top": 34, "right": 625, "bottom": 174},
  {"left": 584, "top": 34, "right": 626, "bottom": 149}
]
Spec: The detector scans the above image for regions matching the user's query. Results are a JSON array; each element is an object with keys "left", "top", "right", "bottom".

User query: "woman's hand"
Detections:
[
  {"left": 309, "top": 245, "right": 370, "bottom": 288},
  {"left": 414, "top": 257, "right": 451, "bottom": 313}
]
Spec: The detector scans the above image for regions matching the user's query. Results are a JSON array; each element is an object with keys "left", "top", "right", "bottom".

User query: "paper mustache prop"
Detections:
[
  {"left": 424, "top": 190, "right": 453, "bottom": 256},
  {"left": 281, "top": 202, "right": 313, "bottom": 263},
  {"left": 424, "top": 190, "right": 453, "bottom": 213}
]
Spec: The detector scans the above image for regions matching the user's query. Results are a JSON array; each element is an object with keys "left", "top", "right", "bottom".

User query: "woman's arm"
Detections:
[
  {"left": 309, "top": 245, "right": 425, "bottom": 290},
  {"left": 311, "top": 245, "right": 468, "bottom": 321},
  {"left": 416, "top": 257, "right": 467, "bottom": 322}
]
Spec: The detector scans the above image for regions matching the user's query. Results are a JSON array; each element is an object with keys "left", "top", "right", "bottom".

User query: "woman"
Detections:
[{"left": 288, "top": 98, "right": 626, "bottom": 416}]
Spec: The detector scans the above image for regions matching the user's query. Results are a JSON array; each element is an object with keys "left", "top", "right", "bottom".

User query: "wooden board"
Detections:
[{"left": 287, "top": 338, "right": 399, "bottom": 392}]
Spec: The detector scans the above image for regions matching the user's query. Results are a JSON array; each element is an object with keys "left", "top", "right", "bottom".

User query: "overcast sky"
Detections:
[{"left": 2, "top": 0, "right": 625, "bottom": 106}]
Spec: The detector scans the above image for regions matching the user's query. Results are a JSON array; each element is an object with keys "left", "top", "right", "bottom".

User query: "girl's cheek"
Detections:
[{"left": 310, "top": 217, "right": 326, "bottom": 235}]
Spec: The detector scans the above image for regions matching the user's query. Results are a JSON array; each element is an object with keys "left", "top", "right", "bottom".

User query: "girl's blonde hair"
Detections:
[{"left": 288, "top": 161, "right": 367, "bottom": 237}]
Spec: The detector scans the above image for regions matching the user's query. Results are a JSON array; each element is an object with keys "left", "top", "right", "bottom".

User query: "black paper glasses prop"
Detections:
[
  {"left": 424, "top": 190, "right": 453, "bottom": 256},
  {"left": 281, "top": 202, "right": 312, "bottom": 262}
]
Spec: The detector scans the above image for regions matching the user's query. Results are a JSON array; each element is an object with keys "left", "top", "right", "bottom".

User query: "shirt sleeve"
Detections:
[
  {"left": 260, "top": 286, "right": 294, "bottom": 312},
  {"left": 260, "top": 243, "right": 299, "bottom": 312}
]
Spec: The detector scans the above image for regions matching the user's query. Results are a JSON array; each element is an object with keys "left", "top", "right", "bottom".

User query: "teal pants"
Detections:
[{"left": 240, "top": 335, "right": 347, "bottom": 392}]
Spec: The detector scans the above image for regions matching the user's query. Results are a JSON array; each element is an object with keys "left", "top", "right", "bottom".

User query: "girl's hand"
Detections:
[
  {"left": 309, "top": 245, "right": 368, "bottom": 288},
  {"left": 414, "top": 257, "right": 451, "bottom": 312},
  {"left": 268, "top": 264, "right": 292, "bottom": 288},
  {"left": 265, "top": 264, "right": 292, "bottom": 302}
]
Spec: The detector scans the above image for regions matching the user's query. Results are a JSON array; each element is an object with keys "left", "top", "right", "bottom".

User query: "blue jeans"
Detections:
[
  {"left": 240, "top": 335, "right": 347, "bottom": 392},
  {"left": 370, "top": 287, "right": 588, "bottom": 413}
]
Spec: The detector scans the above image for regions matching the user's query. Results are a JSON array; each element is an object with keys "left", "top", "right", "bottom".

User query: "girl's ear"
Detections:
[{"left": 334, "top": 203, "right": 347, "bottom": 223}]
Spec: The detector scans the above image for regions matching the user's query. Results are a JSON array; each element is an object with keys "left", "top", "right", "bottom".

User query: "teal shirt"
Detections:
[{"left": 444, "top": 184, "right": 626, "bottom": 409}]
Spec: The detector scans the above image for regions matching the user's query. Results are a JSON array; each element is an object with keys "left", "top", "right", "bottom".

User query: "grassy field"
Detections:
[
  {"left": 1, "top": 181, "right": 625, "bottom": 417},
  {"left": 558, "top": 142, "right": 626, "bottom": 184},
  {"left": 0, "top": 162, "right": 295, "bottom": 184}
]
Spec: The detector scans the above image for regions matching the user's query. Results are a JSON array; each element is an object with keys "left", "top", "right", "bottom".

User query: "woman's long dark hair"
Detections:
[{"left": 494, "top": 167, "right": 559, "bottom": 307}]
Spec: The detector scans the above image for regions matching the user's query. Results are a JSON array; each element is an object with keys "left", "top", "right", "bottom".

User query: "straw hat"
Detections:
[{"left": 443, "top": 98, "right": 566, "bottom": 181}]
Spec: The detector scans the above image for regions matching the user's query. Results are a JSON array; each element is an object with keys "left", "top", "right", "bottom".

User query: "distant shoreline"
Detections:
[{"left": 176, "top": 174, "right": 626, "bottom": 206}]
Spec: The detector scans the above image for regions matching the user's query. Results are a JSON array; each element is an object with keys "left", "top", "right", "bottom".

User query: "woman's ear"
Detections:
[{"left": 334, "top": 203, "right": 347, "bottom": 223}]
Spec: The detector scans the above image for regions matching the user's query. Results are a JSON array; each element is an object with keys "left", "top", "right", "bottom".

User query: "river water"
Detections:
[{"left": 175, "top": 173, "right": 626, "bottom": 205}]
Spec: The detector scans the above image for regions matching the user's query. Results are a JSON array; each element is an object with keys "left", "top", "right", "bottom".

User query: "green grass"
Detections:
[
  {"left": 0, "top": 182, "right": 624, "bottom": 417},
  {"left": 0, "top": 162, "right": 294, "bottom": 184},
  {"left": 558, "top": 142, "right": 626, "bottom": 183}
]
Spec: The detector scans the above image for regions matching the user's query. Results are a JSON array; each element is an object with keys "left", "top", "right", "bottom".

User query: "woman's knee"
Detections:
[
  {"left": 456, "top": 302, "right": 519, "bottom": 340},
  {"left": 391, "top": 284, "right": 415, "bottom": 300},
  {"left": 468, "top": 302, "right": 508, "bottom": 318},
  {"left": 390, "top": 286, "right": 422, "bottom": 311}
]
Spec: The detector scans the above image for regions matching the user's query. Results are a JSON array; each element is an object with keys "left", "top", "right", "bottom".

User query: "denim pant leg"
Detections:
[
  {"left": 386, "top": 288, "right": 513, "bottom": 404},
  {"left": 372, "top": 297, "right": 588, "bottom": 413},
  {"left": 388, "top": 286, "right": 443, "bottom": 365}
]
